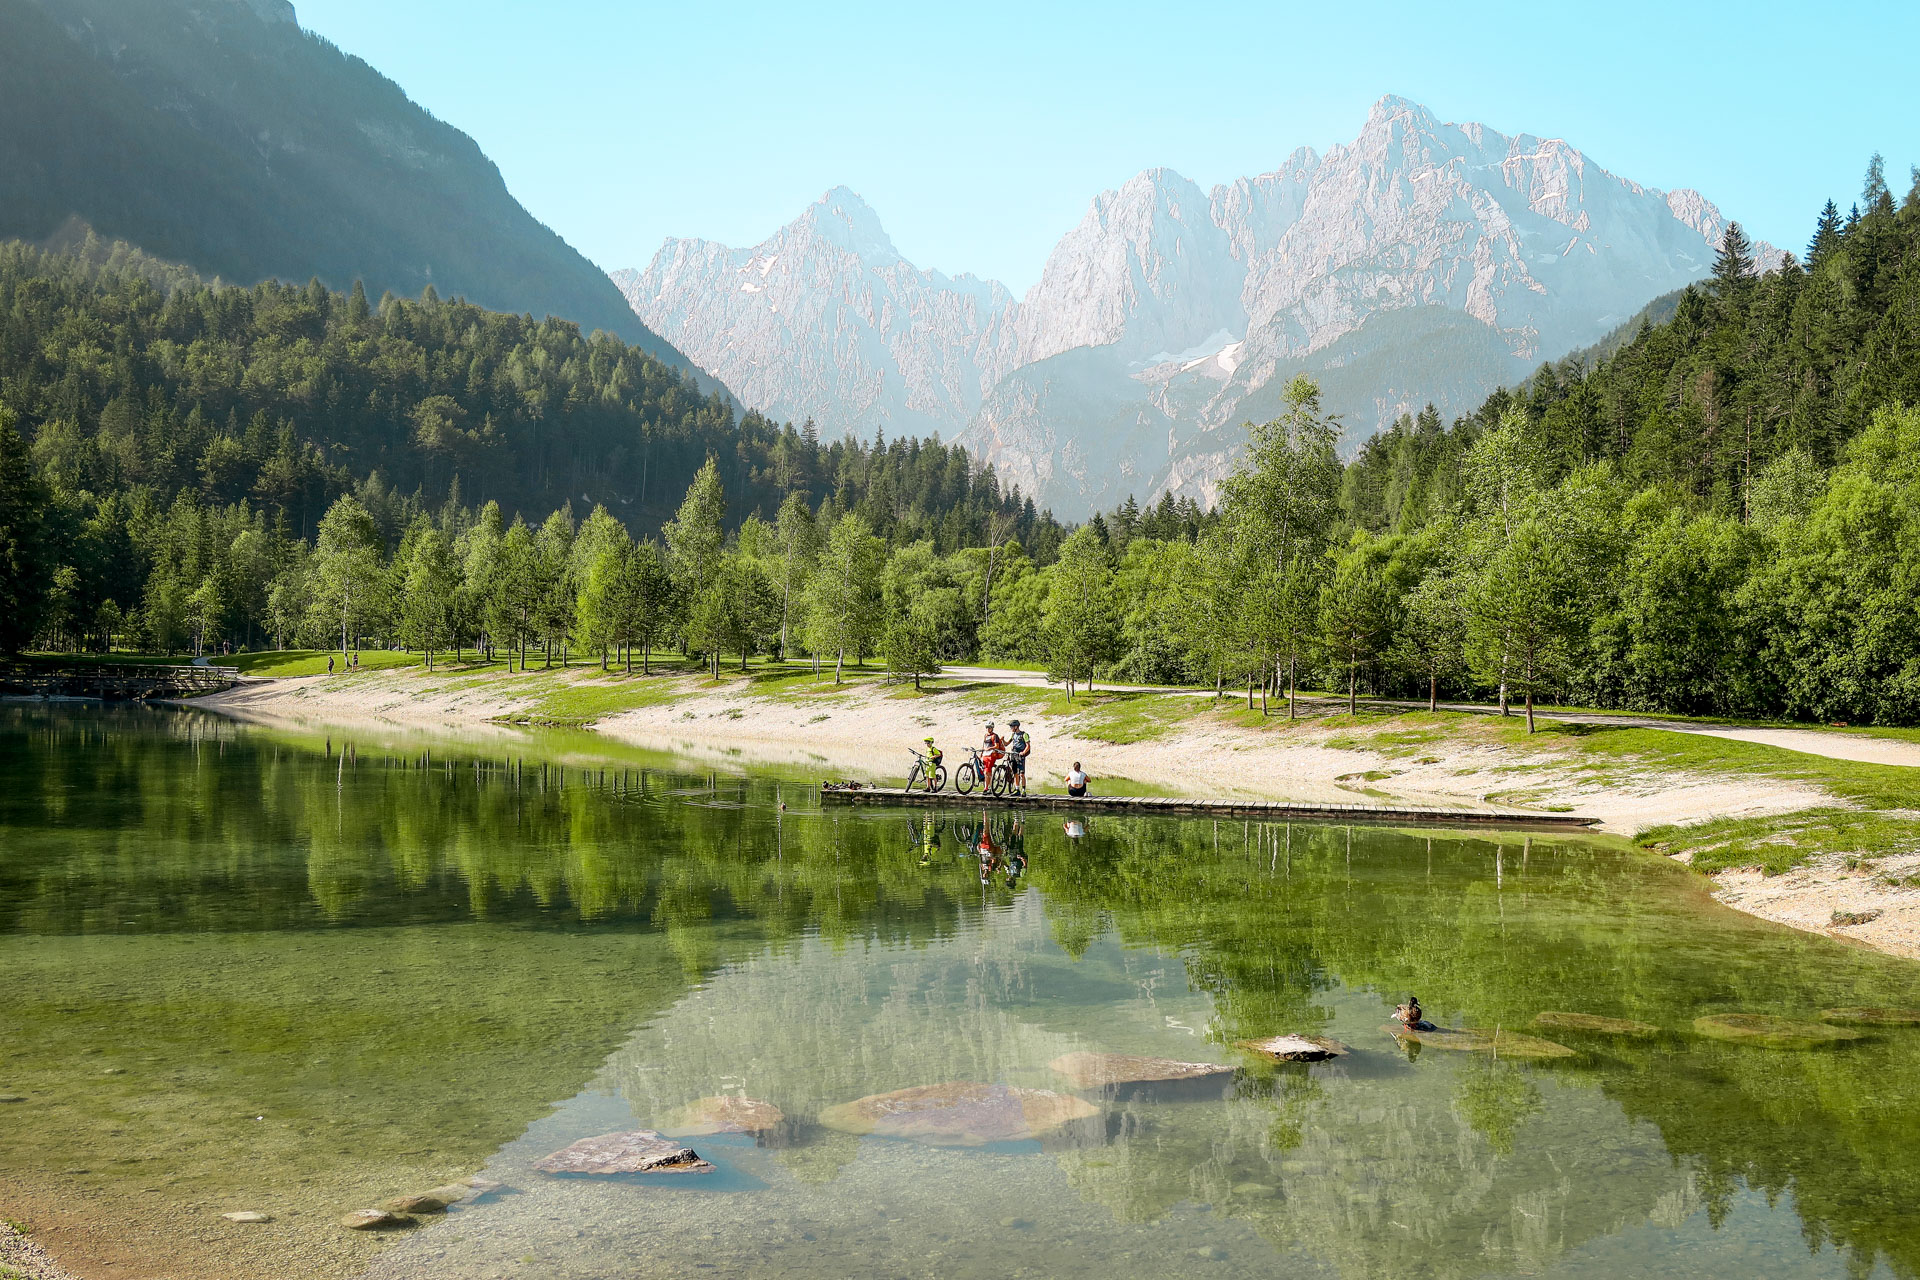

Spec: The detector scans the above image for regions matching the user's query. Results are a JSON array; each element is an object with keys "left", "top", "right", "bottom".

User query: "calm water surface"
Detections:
[{"left": 3, "top": 705, "right": 1919, "bottom": 1280}]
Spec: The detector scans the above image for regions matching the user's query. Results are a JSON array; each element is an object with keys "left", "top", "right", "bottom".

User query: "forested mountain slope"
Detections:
[{"left": 0, "top": 0, "right": 711, "bottom": 382}]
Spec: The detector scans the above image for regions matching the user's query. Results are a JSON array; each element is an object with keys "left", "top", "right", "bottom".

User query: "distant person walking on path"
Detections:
[
  {"left": 1007, "top": 720, "right": 1031, "bottom": 795},
  {"left": 1066, "top": 762, "right": 1089, "bottom": 798},
  {"left": 328, "top": 655, "right": 335, "bottom": 674}
]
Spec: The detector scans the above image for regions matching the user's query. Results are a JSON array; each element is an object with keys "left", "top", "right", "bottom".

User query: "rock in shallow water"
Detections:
[
  {"left": 818, "top": 1082, "right": 1098, "bottom": 1145},
  {"left": 1048, "top": 1052, "right": 1235, "bottom": 1088},
  {"left": 1383, "top": 1024, "right": 1574, "bottom": 1058},
  {"left": 1694, "top": 1013, "right": 1865, "bottom": 1048},
  {"left": 534, "top": 1130, "right": 716, "bottom": 1175},
  {"left": 1533, "top": 1011, "right": 1660, "bottom": 1038},
  {"left": 340, "top": 1208, "right": 408, "bottom": 1231},
  {"left": 382, "top": 1193, "right": 449, "bottom": 1214},
  {"left": 220, "top": 1210, "right": 272, "bottom": 1223},
  {"left": 1820, "top": 1006, "right": 1920, "bottom": 1026},
  {"left": 664, "top": 1095, "right": 786, "bottom": 1134},
  {"left": 1235, "top": 1035, "right": 1349, "bottom": 1062}
]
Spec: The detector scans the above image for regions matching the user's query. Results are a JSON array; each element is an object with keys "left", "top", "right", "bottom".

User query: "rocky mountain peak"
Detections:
[
  {"left": 796, "top": 185, "right": 898, "bottom": 263},
  {"left": 617, "top": 97, "right": 1768, "bottom": 515}
]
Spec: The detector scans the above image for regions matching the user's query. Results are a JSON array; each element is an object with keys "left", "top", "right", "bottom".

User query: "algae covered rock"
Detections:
[
  {"left": 1383, "top": 1024, "right": 1574, "bottom": 1058},
  {"left": 818, "top": 1082, "right": 1097, "bottom": 1145},
  {"left": 339, "top": 1208, "right": 407, "bottom": 1231},
  {"left": 534, "top": 1130, "right": 716, "bottom": 1175},
  {"left": 664, "top": 1095, "right": 786, "bottom": 1134},
  {"left": 1235, "top": 1034, "right": 1350, "bottom": 1062},
  {"left": 1048, "top": 1051, "right": 1235, "bottom": 1088},
  {"left": 382, "top": 1193, "right": 449, "bottom": 1215},
  {"left": 1820, "top": 1007, "right": 1920, "bottom": 1026},
  {"left": 1693, "top": 1013, "right": 1865, "bottom": 1048},
  {"left": 1533, "top": 1011, "right": 1660, "bottom": 1038},
  {"left": 1479, "top": 1029, "right": 1577, "bottom": 1059},
  {"left": 1382, "top": 1023, "right": 1492, "bottom": 1052}
]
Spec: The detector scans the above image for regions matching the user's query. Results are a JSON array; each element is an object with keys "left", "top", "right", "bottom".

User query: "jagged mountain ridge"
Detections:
[
  {"left": 618, "top": 96, "right": 1772, "bottom": 515},
  {"left": 0, "top": 0, "right": 715, "bottom": 385},
  {"left": 613, "top": 188, "right": 1018, "bottom": 440}
]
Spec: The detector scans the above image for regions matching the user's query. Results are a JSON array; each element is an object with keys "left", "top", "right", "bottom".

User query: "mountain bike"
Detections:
[
  {"left": 955, "top": 747, "right": 1014, "bottom": 797},
  {"left": 906, "top": 749, "right": 947, "bottom": 794},
  {"left": 953, "top": 746, "right": 989, "bottom": 795}
]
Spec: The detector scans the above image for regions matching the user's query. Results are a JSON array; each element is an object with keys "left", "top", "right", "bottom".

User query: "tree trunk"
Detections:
[
  {"left": 643, "top": 640, "right": 651, "bottom": 675},
  {"left": 1428, "top": 673, "right": 1438, "bottom": 713},
  {"left": 1525, "top": 689, "right": 1535, "bottom": 734},
  {"left": 1348, "top": 666, "right": 1357, "bottom": 715},
  {"left": 1259, "top": 673, "right": 1268, "bottom": 716},
  {"left": 835, "top": 648, "right": 844, "bottom": 684},
  {"left": 1287, "top": 656, "right": 1298, "bottom": 721}
]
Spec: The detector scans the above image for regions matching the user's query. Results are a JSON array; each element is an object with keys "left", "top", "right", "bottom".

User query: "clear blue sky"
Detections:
[{"left": 297, "top": 0, "right": 1914, "bottom": 294}]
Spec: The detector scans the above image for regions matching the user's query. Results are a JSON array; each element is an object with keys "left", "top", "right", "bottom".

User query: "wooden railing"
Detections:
[{"left": 0, "top": 662, "right": 243, "bottom": 700}]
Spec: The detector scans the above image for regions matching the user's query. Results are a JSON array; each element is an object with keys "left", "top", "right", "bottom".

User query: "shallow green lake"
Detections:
[{"left": 4, "top": 705, "right": 1919, "bottom": 1280}]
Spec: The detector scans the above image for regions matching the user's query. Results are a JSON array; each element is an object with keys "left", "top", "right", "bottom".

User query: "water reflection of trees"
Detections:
[{"left": 7, "top": 706, "right": 1920, "bottom": 1278}]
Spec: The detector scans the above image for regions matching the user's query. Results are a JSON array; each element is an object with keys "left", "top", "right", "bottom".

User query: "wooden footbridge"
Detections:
[
  {"left": 0, "top": 661, "right": 242, "bottom": 700},
  {"left": 820, "top": 785, "right": 1600, "bottom": 829}
]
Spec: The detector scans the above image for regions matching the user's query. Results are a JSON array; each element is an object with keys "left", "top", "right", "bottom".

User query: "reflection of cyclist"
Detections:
[
  {"left": 1004, "top": 819, "right": 1028, "bottom": 887},
  {"left": 911, "top": 816, "right": 941, "bottom": 866}
]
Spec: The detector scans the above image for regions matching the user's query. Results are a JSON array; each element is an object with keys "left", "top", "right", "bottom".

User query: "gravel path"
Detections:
[{"left": 0, "top": 1222, "right": 77, "bottom": 1280}]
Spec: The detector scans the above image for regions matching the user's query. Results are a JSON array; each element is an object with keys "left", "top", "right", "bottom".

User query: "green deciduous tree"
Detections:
[
  {"left": 1043, "top": 526, "right": 1119, "bottom": 697},
  {"left": 309, "top": 495, "right": 386, "bottom": 657},
  {"left": 807, "top": 513, "right": 885, "bottom": 683}
]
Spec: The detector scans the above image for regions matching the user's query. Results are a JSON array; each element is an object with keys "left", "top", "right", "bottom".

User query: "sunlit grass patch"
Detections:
[
  {"left": 1641, "top": 808, "right": 1920, "bottom": 876},
  {"left": 229, "top": 648, "right": 430, "bottom": 676}
]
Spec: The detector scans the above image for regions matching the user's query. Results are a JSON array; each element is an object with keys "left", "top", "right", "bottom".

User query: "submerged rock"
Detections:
[
  {"left": 339, "top": 1208, "right": 407, "bottom": 1231},
  {"left": 1048, "top": 1052, "right": 1235, "bottom": 1088},
  {"left": 665, "top": 1095, "right": 786, "bottom": 1134},
  {"left": 1820, "top": 1007, "right": 1920, "bottom": 1026},
  {"left": 1382, "top": 1023, "right": 1491, "bottom": 1051},
  {"left": 1479, "top": 1029, "right": 1577, "bottom": 1059},
  {"left": 382, "top": 1193, "right": 449, "bottom": 1215},
  {"left": 1694, "top": 1013, "right": 1865, "bottom": 1048},
  {"left": 818, "top": 1082, "right": 1098, "bottom": 1145},
  {"left": 1533, "top": 1011, "right": 1660, "bottom": 1038},
  {"left": 1235, "top": 1034, "right": 1350, "bottom": 1062},
  {"left": 534, "top": 1130, "right": 716, "bottom": 1175},
  {"left": 220, "top": 1210, "right": 272, "bottom": 1223},
  {"left": 1383, "top": 1024, "right": 1574, "bottom": 1058}
]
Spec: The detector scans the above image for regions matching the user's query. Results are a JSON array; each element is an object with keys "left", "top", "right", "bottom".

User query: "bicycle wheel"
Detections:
[
  {"left": 955, "top": 763, "right": 977, "bottom": 794},
  {"left": 989, "top": 763, "right": 1009, "bottom": 797},
  {"left": 906, "top": 763, "right": 924, "bottom": 791},
  {"left": 932, "top": 765, "right": 948, "bottom": 793}
]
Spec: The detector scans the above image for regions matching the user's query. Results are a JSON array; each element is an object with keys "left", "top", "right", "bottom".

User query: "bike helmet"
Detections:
[{"left": 924, "top": 736, "right": 935, "bottom": 745}]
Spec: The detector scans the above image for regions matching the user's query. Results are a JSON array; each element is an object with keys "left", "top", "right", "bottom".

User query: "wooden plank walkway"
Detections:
[
  {"left": 0, "top": 662, "right": 242, "bottom": 700},
  {"left": 819, "top": 786, "right": 1600, "bottom": 829}
]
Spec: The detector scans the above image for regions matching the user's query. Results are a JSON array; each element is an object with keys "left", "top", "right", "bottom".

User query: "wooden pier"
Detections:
[
  {"left": 0, "top": 662, "right": 242, "bottom": 700},
  {"left": 820, "top": 786, "right": 1600, "bottom": 829}
]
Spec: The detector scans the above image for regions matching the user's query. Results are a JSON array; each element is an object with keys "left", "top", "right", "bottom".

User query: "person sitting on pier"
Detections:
[
  {"left": 1394, "top": 995, "right": 1434, "bottom": 1031},
  {"left": 1066, "top": 762, "right": 1089, "bottom": 798}
]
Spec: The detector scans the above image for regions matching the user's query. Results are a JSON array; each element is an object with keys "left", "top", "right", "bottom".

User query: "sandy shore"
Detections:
[{"left": 190, "top": 668, "right": 1920, "bottom": 962}]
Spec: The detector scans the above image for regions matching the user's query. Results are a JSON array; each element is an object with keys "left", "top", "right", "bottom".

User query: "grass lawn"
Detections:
[{"left": 228, "top": 648, "right": 437, "bottom": 677}]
